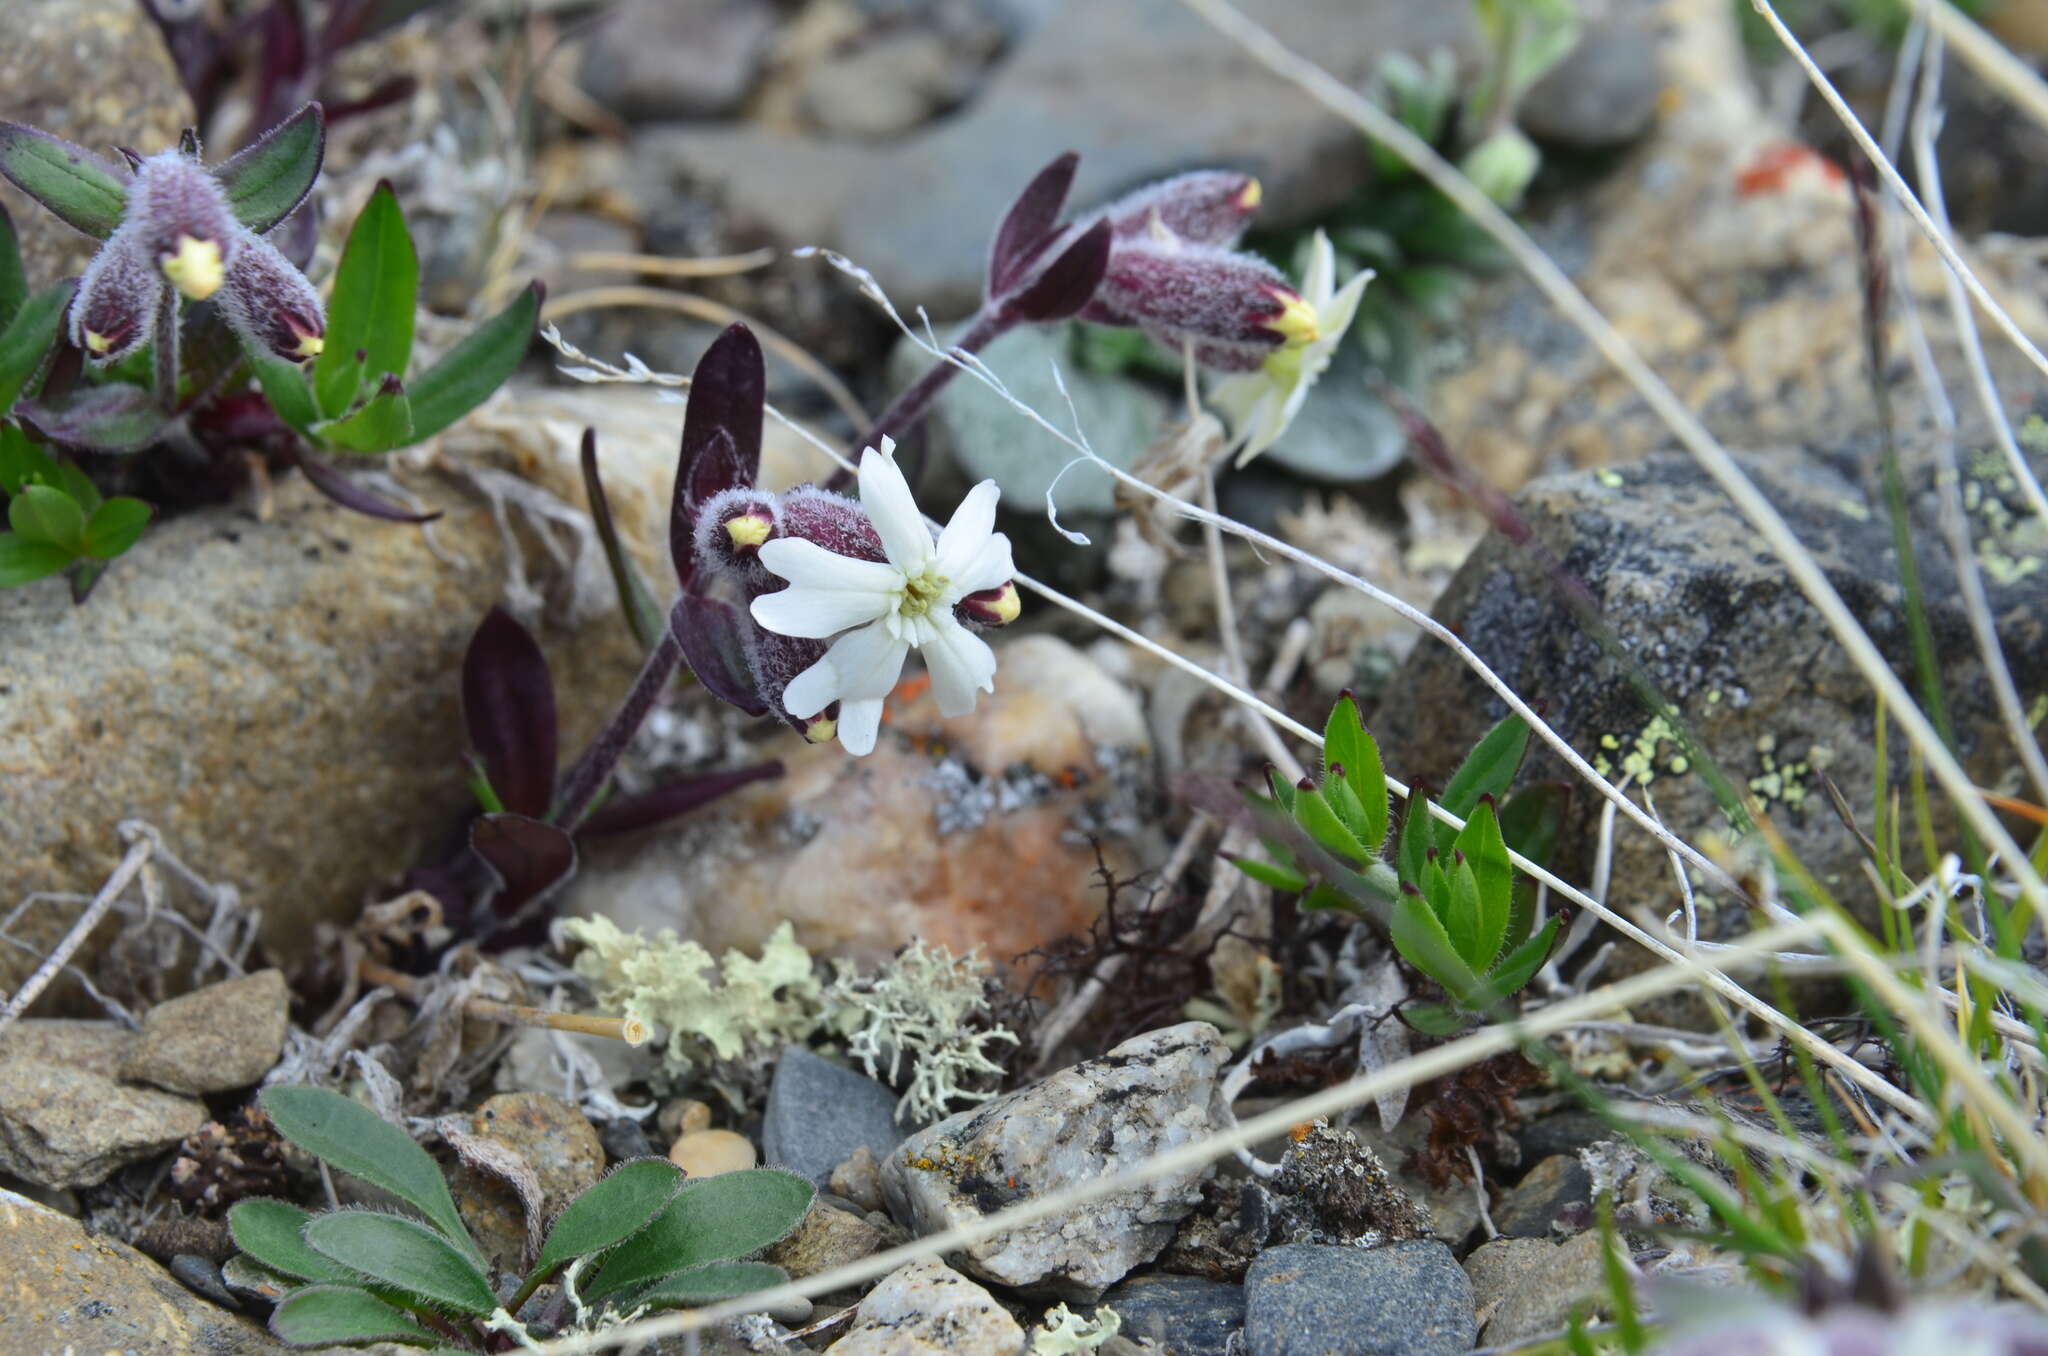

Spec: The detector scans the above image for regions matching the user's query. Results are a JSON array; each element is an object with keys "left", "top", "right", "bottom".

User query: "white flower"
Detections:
[
  {"left": 1209, "top": 229, "right": 1371, "bottom": 467},
  {"left": 750, "top": 439, "right": 1015, "bottom": 755}
]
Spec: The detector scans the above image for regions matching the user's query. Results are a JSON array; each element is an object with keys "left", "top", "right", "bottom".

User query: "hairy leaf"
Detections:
[
  {"left": 471, "top": 812, "right": 576, "bottom": 919},
  {"left": 15, "top": 383, "right": 165, "bottom": 454},
  {"left": 1291, "top": 783, "right": 1368, "bottom": 865},
  {"left": 1399, "top": 1002, "right": 1473, "bottom": 1037},
  {"left": 0, "top": 201, "right": 24, "bottom": 329},
  {"left": 672, "top": 323, "right": 764, "bottom": 579},
  {"left": 315, "top": 181, "right": 414, "bottom": 418},
  {"left": 242, "top": 334, "right": 320, "bottom": 433},
  {"left": 462, "top": 607, "right": 558, "bottom": 819},
  {"left": 577, "top": 761, "right": 784, "bottom": 838},
  {"left": 1443, "top": 857, "right": 1483, "bottom": 971},
  {"left": 0, "top": 280, "right": 74, "bottom": 416},
  {"left": 1322, "top": 693, "right": 1388, "bottom": 850},
  {"left": 259, "top": 1086, "right": 481, "bottom": 1264},
  {"left": 290, "top": 448, "right": 442, "bottom": 522},
  {"left": 670, "top": 594, "right": 767, "bottom": 717},
  {"left": 1225, "top": 852, "right": 1307, "bottom": 895},
  {"left": 319, "top": 375, "right": 413, "bottom": 453},
  {"left": 1005, "top": 217, "right": 1111, "bottom": 323},
  {"left": 405, "top": 280, "right": 541, "bottom": 442},
  {"left": 1453, "top": 798, "right": 1513, "bottom": 969},
  {"left": 268, "top": 1285, "right": 437, "bottom": 1348},
  {"left": 0, "top": 124, "right": 128, "bottom": 238},
  {"left": 638, "top": 1260, "right": 791, "bottom": 1309},
  {"left": 214, "top": 102, "right": 325, "bottom": 233},
  {"left": 988, "top": 151, "right": 1076, "bottom": 297},
  {"left": 1396, "top": 787, "right": 1435, "bottom": 888},
  {"left": 1467, "top": 914, "right": 1562, "bottom": 1010},
  {"left": 1436, "top": 714, "right": 1531, "bottom": 851},
  {"left": 528, "top": 1157, "right": 685, "bottom": 1284},
  {"left": 584, "top": 1169, "right": 813, "bottom": 1301},
  {"left": 1391, "top": 887, "right": 1478, "bottom": 1002},
  {"left": 303, "top": 1211, "right": 497, "bottom": 1317},
  {"left": 227, "top": 1199, "right": 363, "bottom": 1284},
  {"left": 1322, "top": 764, "right": 1378, "bottom": 859}
]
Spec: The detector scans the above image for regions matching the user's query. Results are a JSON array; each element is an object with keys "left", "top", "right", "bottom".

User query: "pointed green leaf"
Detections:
[
  {"left": 1444, "top": 858, "right": 1483, "bottom": 969},
  {"left": 404, "top": 281, "right": 540, "bottom": 442},
  {"left": 1323, "top": 765, "right": 1379, "bottom": 857},
  {"left": 1436, "top": 714, "right": 1531, "bottom": 851},
  {"left": 318, "top": 378, "right": 413, "bottom": 453},
  {"left": 584, "top": 1169, "right": 813, "bottom": 1301},
  {"left": 1301, "top": 882, "right": 1358, "bottom": 913},
  {"left": 0, "top": 280, "right": 73, "bottom": 417},
  {"left": 315, "top": 182, "right": 415, "bottom": 419},
  {"left": 259, "top": 1086, "right": 479, "bottom": 1264},
  {"left": 10, "top": 482, "right": 85, "bottom": 551},
  {"left": 1498, "top": 782, "right": 1568, "bottom": 867},
  {"left": 215, "top": 103, "right": 325, "bottom": 234},
  {"left": 83, "top": 496, "right": 150, "bottom": 559},
  {"left": 1323, "top": 694, "right": 1388, "bottom": 849},
  {"left": 52, "top": 458, "right": 99, "bottom": 513},
  {"left": 0, "top": 202, "right": 24, "bottom": 330},
  {"left": 0, "top": 125, "right": 128, "bottom": 238},
  {"left": 638, "top": 1260, "right": 790, "bottom": 1309},
  {"left": 244, "top": 334, "right": 321, "bottom": 433},
  {"left": 228, "top": 1199, "right": 364, "bottom": 1284},
  {"left": 1399, "top": 1002, "right": 1475, "bottom": 1037},
  {"left": 529, "top": 1158, "right": 685, "bottom": 1284},
  {"left": 1396, "top": 792, "right": 1434, "bottom": 888},
  {"left": 0, "top": 533, "right": 72, "bottom": 586},
  {"left": 1453, "top": 799, "right": 1514, "bottom": 968},
  {"left": 302, "top": 1212, "right": 497, "bottom": 1317},
  {"left": 1227, "top": 853, "right": 1308, "bottom": 894},
  {"left": 1265, "top": 765, "right": 1296, "bottom": 817},
  {"left": 268, "top": 1285, "right": 437, "bottom": 1348},
  {"left": 1292, "top": 784, "right": 1369, "bottom": 864},
  {"left": 1468, "top": 914, "right": 1561, "bottom": 1010},
  {"left": 1391, "top": 887, "right": 1478, "bottom": 1001}
]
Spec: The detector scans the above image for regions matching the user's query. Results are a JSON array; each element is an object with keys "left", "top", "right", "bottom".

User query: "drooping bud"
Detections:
[
  {"left": 69, "top": 228, "right": 161, "bottom": 364},
  {"left": 127, "top": 150, "right": 242, "bottom": 301},
  {"left": 778, "top": 486, "right": 887, "bottom": 564},
  {"left": 1100, "top": 170, "right": 1262, "bottom": 247},
  {"left": 691, "top": 486, "right": 782, "bottom": 591},
  {"left": 1081, "top": 238, "right": 1301, "bottom": 370},
  {"left": 954, "top": 580, "right": 1020, "bottom": 629},
  {"left": 215, "top": 230, "right": 326, "bottom": 360},
  {"left": 739, "top": 622, "right": 834, "bottom": 740}
]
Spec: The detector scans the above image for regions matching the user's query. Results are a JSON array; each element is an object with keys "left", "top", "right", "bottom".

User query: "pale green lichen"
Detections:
[
  {"left": 1031, "top": 1303, "right": 1121, "bottom": 1354},
  {"left": 560, "top": 917, "right": 824, "bottom": 1076},
  {"left": 1592, "top": 713, "right": 1686, "bottom": 785},
  {"left": 1746, "top": 733, "right": 1825, "bottom": 810},
  {"left": 823, "top": 940, "right": 1017, "bottom": 1124}
]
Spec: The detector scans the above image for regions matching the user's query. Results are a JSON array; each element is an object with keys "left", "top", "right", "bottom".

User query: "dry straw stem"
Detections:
[
  {"left": 1916, "top": 0, "right": 2048, "bottom": 137},
  {"left": 1174, "top": 0, "right": 2048, "bottom": 925},
  {"left": 0, "top": 824, "right": 157, "bottom": 1036},
  {"left": 531, "top": 919, "right": 1823, "bottom": 1354},
  {"left": 356, "top": 958, "right": 648, "bottom": 1045}
]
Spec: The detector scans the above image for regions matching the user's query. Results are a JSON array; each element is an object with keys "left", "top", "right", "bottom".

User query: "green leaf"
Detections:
[
  {"left": 227, "top": 1200, "right": 364, "bottom": 1284},
  {"left": 1444, "top": 858, "right": 1483, "bottom": 970},
  {"left": 215, "top": 103, "right": 325, "bottom": 234},
  {"left": 1468, "top": 914, "right": 1561, "bottom": 1010},
  {"left": 83, "top": 496, "right": 150, "bottom": 559},
  {"left": 302, "top": 1212, "right": 497, "bottom": 1317},
  {"left": 1436, "top": 714, "right": 1531, "bottom": 851},
  {"left": 315, "top": 182, "right": 416, "bottom": 419},
  {"left": 529, "top": 1158, "right": 685, "bottom": 1285},
  {"left": 9, "top": 482, "right": 85, "bottom": 551},
  {"left": 1301, "top": 882, "right": 1358, "bottom": 914},
  {"left": 259, "top": 1086, "right": 480, "bottom": 1266},
  {"left": 1322, "top": 694, "right": 1388, "bottom": 850},
  {"left": 318, "top": 378, "right": 413, "bottom": 453},
  {"left": 1396, "top": 793, "right": 1435, "bottom": 889},
  {"left": 0, "top": 533, "right": 72, "bottom": 586},
  {"left": 0, "top": 422, "right": 57, "bottom": 493},
  {"left": 52, "top": 458, "right": 100, "bottom": 513},
  {"left": 1391, "top": 888, "right": 1478, "bottom": 1001},
  {"left": 584, "top": 1169, "right": 813, "bottom": 1301},
  {"left": 403, "top": 281, "right": 541, "bottom": 442},
  {"left": 1453, "top": 799, "right": 1514, "bottom": 969},
  {"left": 1498, "top": 782, "right": 1568, "bottom": 867},
  {"left": 0, "top": 202, "right": 25, "bottom": 330},
  {"left": 1322, "top": 765, "right": 1379, "bottom": 857},
  {"left": 1400, "top": 1002, "right": 1475, "bottom": 1037},
  {"left": 1265, "top": 765, "right": 1297, "bottom": 818},
  {"left": 0, "top": 281, "right": 73, "bottom": 416},
  {"left": 1227, "top": 853, "right": 1309, "bottom": 895},
  {"left": 268, "top": 1285, "right": 437, "bottom": 1348},
  {"left": 1291, "top": 784, "right": 1369, "bottom": 865},
  {"left": 638, "top": 1260, "right": 791, "bottom": 1309},
  {"left": 244, "top": 335, "right": 321, "bottom": 434},
  {"left": 0, "top": 125, "right": 127, "bottom": 238}
]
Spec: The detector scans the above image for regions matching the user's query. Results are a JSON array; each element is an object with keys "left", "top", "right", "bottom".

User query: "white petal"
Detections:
[
  {"left": 858, "top": 445, "right": 934, "bottom": 572},
  {"left": 934, "top": 480, "right": 999, "bottom": 577},
  {"left": 751, "top": 583, "right": 894, "bottom": 639},
  {"left": 1319, "top": 268, "right": 1372, "bottom": 344},
  {"left": 920, "top": 616, "right": 997, "bottom": 717},
  {"left": 1302, "top": 230, "right": 1336, "bottom": 308},
  {"left": 782, "top": 653, "right": 840, "bottom": 718},
  {"left": 758, "top": 537, "right": 902, "bottom": 592},
  {"left": 821, "top": 621, "right": 911, "bottom": 700},
  {"left": 836, "top": 697, "right": 885, "bottom": 755},
  {"left": 937, "top": 532, "right": 1014, "bottom": 603}
]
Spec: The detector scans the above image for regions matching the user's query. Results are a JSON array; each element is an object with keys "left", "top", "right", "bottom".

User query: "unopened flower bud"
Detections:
[
  {"left": 778, "top": 486, "right": 886, "bottom": 563},
  {"left": 1101, "top": 170, "right": 1262, "bottom": 247},
  {"left": 739, "top": 623, "right": 833, "bottom": 741},
  {"left": 128, "top": 150, "right": 241, "bottom": 300},
  {"left": 954, "top": 580, "right": 1020, "bottom": 628},
  {"left": 691, "top": 487, "right": 782, "bottom": 590},
  {"left": 70, "top": 228, "right": 161, "bottom": 364},
  {"left": 216, "top": 231, "right": 325, "bottom": 360},
  {"left": 1460, "top": 128, "right": 1540, "bottom": 208},
  {"left": 800, "top": 710, "right": 840, "bottom": 744},
  {"left": 1082, "top": 239, "right": 1299, "bottom": 369}
]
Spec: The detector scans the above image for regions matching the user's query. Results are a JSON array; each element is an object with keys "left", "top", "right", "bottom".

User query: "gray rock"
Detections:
[
  {"left": 1465, "top": 1231, "right": 1612, "bottom": 1344},
  {"left": 1244, "top": 1241, "right": 1476, "bottom": 1356},
  {"left": 1494, "top": 1154, "right": 1595, "bottom": 1239},
  {"left": 882, "top": 1022, "right": 1229, "bottom": 1301},
  {"left": 580, "top": 0, "right": 778, "bottom": 121},
  {"left": 1519, "top": 3, "right": 1664, "bottom": 150},
  {"left": 639, "top": 0, "right": 1478, "bottom": 315},
  {"left": 124, "top": 970, "right": 289, "bottom": 1094},
  {"left": 0, "top": 1186, "right": 280, "bottom": 1355},
  {"left": 822, "top": 1259, "right": 1026, "bottom": 1356},
  {"left": 763, "top": 1047, "right": 910, "bottom": 1187},
  {"left": 0, "top": 0, "right": 194, "bottom": 292},
  {"left": 801, "top": 28, "right": 1001, "bottom": 141},
  {"left": 1098, "top": 1273, "right": 1244, "bottom": 1356},
  {"left": 1373, "top": 451, "right": 2048, "bottom": 1021},
  {"left": 765, "top": 1200, "right": 888, "bottom": 1280},
  {"left": 450, "top": 1092, "right": 607, "bottom": 1274},
  {"left": 1517, "top": 1110, "right": 1618, "bottom": 1164},
  {"left": 895, "top": 324, "right": 1168, "bottom": 516},
  {"left": 0, "top": 1020, "right": 206, "bottom": 1189}
]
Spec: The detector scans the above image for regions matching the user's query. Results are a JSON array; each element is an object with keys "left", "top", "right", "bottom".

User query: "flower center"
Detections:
[{"left": 896, "top": 564, "right": 949, "bottom": 620}]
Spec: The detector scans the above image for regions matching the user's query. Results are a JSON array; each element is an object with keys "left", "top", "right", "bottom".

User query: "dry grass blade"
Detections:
[{"left": 566, "top": 247, "right": 777, "bottom": 279}]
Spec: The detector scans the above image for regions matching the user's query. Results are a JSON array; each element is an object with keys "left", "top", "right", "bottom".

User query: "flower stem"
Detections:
[
  {"left": 152, "top": 284, "right": 180, "bottom": 412},
  {"left": 825, "top": 305, "right": 1016, "bottom": 490},
  {"left": 551, "top": 629, "right": 682, "bottom": 831}
]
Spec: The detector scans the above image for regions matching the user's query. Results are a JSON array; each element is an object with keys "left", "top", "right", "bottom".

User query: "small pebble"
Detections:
[
  {"left": 599, "top": 1117, "right": 656, "bottom": 1163},
  {"left": 659, "top": 1097, "right": 713, "bottom": 1140},
  {"left": 829, "top": 1145, "right": 886, "bottom": 1213},
  {"left": 670, "top": 1128, "right": 757, "bottom": 1177}
]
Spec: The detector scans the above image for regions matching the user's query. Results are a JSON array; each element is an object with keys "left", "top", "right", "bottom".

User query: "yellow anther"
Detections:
[
  {"left": 1264, "top": 290, "right": 1319, "bottom": 348},
  {"left": 160, "top": 234, "right": 224, "bottom": 301}
]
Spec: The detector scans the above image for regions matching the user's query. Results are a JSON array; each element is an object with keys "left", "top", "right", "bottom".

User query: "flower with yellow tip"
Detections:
[
  {"left": 1211, "top": 230, "right": 1372, "bottom": 467},
  {"left": 160, "top": 233, "right": 225, "bottom": 300}
]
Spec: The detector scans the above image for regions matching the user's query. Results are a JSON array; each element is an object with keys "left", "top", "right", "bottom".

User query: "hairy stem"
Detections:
[
  {"left": 824, "top": 305, "right": 1014, "bottom": 491},
  {"left": 151, "top": 284, "right": 179, "bottom": 411},
  {"left": 551, "top": 630, "right": 683, "bottom": 831}
]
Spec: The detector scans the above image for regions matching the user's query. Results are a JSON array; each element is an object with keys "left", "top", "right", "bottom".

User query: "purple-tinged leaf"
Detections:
[
  {"left": 471, "top": 812, "right": 577, "bottom": 921},
  {"left": 15, "top": 384, "right": 165, "bottom": 455},
  {"left": 289, "top": 447, "right": 442, "bottom": 522},
  {"left": 671, "top": 594, "right": 767, "bottom": 717},
  {"left": 322, "top": 76, "right": 419, "bottom": 126},
  {"left": 462, "top": 606, "right": 559, "bottom": 819},
  {"left": 1005, "top": 217, "right": 1112, "bottom": 323},
  {"left": 578, "top": 760, "right": 784, "bottom": 838},
  {"left": 0, "top": 124, "right": 129, "bottom": 239},
  {"left": 672, "top": 324, "right": 764, "bottom": 583},
  {"left": 988, "top": 152, "right": 1078, "bottom": 298},
  {"left": 213, "top": 102, "right": 325, "bottom": 234}
]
